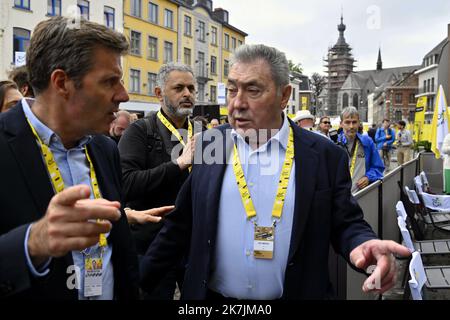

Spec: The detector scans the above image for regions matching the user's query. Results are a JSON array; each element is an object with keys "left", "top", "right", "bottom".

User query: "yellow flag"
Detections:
[
  {"left": 430, "top": 85, "right": 450, "bottom": 159},
  {"left": 413, "top": 96, "right": 427, "bottom": 141},
  {"left": 301, "top": 97, "right": 308, "bottom": 110}
]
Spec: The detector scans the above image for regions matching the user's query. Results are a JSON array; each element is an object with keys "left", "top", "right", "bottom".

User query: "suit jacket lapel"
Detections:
[
  {"left": 204, "top": 125, "right": 233, "bottom": 238},
  {"left": 3, "top": 105, "right": 55, "bottom": 220},
  {"left": 287, "top": 121, "right": 319, "bottom": 263},
  {"left": 87, "top": 140, "right": 116, "bottom": 202}
]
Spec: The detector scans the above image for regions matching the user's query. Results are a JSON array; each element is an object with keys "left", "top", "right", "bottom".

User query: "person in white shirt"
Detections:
[
  {"left": 395, "top": 120, "right": 413, "bottom": 165},
  {"left": 292, "top": 110, "right": 314, "bottom": 130}
]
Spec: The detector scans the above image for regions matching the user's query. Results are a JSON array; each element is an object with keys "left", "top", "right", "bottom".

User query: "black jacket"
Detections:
[
  {"left": 0, "top": 103, "right": 139, "bottom": 299},
  {"left": 118, "top": 111, "right": 200, "bottom": 255}
]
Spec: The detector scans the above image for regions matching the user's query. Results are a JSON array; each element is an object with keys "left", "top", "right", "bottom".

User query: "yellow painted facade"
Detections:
[
  {"left": 221, "top": 26, "right": 245, "bottom": 84},
  {"left": 121, "top": 1, "right": 247, "bottom": 112},
  {"left": 123, "top": 0, "right": 179, "bottom": 106}
]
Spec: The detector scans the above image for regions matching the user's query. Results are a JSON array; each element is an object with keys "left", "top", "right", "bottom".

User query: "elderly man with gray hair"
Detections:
[
  {"left": 337, "top": 106, "right": 384, "bottom": 194},
  {"left": 140, "top": 45, "right": 410, "bottom": 300}
]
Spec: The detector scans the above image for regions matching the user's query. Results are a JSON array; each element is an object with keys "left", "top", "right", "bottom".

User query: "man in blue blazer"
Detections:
[
  {"left": 140, "top": 44, "right": 410, "bottom": 300},
  {"left": 0, "top": 17, "right": 138, "bottom": 299}
]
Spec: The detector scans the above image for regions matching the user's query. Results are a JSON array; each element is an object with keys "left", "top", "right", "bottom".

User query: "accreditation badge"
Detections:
[
  {"left": 84, "top": 257, "right": 103, "bottom": 297},
  {"left": 253, "top": 226, "right": 274, "bottom": 259}
]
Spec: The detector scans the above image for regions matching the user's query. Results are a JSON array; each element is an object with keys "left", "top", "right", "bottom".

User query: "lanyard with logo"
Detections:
[
  {"left": 26, "top": 119, "right": 106, "bottom": 297},
  {"left": 157, "top": 111, "right": 193, "bottom": 147},
  {"left": 232, "top": 124, "right": 294, "bottom": 259},
  {"left": 349, "top": 140, "right": 359, "bottom": 178}
]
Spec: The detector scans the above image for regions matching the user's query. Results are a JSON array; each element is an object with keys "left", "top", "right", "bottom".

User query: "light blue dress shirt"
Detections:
[
  {"left": 22, "top": 99, "right": 114, "bottom": 300},
  {"left": 209, "top": 115, "right": 295, "bottom": 299}
]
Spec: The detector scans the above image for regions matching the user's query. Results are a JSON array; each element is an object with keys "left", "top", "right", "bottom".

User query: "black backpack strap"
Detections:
[{"left": 142, "top": 112, "right": 163, "bottom": 153}]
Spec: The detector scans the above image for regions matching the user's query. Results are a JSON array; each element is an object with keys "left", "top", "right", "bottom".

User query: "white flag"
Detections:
[{"left": 431, "top": 85, "right": 449, "bottom": 158}]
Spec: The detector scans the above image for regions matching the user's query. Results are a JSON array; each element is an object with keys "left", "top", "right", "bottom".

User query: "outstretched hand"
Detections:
[
  {"left": 350, "top": 239, "right": 411, "bottom": 294},
  {"left": 28, "top": 185, "right": 122, "bottom": 265},
  {"left": 126, "top": 205, "right": 175, "bottom": 225}
]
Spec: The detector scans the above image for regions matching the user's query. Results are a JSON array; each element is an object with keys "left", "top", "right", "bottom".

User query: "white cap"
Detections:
[{"left": 293, "top": 110, "right": 314, "bottom": 122}]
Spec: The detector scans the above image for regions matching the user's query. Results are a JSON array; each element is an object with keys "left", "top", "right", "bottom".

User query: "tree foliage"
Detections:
[
  {"left": 288, "top": 60, "right": 303, "bottom": 73},
  {"left": 311, "top": 72, "right": 326, "bottom": 98}
]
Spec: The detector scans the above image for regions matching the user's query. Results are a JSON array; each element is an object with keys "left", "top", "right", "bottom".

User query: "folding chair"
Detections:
[
  {"left": 414, "top": 175, "right": 424, "bottom": 195},
  {"left": 407, "top": 251, "right": 450, "bottom": 300},
  {"left": 407, "top": 252, "right": 427, "bottom": 300},
  {"left": 420, "top": 171, "right": 433, "bottom": 193},
  {"left": 405, "top": 188, "right": 450, "bottom": 236},
  {"left": 398, "top": 182, "right": 426, "bottom": 240},
  {"left": 396, "top": 210, "right": 450, "bottom": 256}
]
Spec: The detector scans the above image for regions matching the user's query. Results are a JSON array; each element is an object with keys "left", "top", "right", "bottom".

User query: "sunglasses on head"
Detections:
[{"left": 322, "top": 121, "right": 331, "bottom": 124}]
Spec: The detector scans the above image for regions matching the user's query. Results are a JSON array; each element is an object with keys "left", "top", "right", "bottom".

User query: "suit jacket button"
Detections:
[
  {"left": 202, "top": 280, "right": 207, "bottom": 286},
  {"left": 207, "top": 240, "right": 211, "bottom": 245},
  {"left": 288, "top": 262, "right": 294, "bottom": 267}
]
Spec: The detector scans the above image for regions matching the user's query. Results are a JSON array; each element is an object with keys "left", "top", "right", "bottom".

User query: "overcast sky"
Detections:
[{"left": 213, "top": 0, "right": 450, "bottom": 76}]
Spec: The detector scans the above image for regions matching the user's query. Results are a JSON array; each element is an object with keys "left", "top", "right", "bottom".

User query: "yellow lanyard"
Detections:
[
  {"left": 350, "top": 141, "right": 359, "bottom": 178},
  {"left": 232, "top": 125, "right": 294, "bottom": 221},
  {"left": 26, "top": 119, "right": 107, "bottom": 248},
  {"left": 157, "top": 111, "right": 193, "bottom": 146}
]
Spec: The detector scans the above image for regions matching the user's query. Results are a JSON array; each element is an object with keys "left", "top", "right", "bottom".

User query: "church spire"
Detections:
[
  {"left": 377, "top": 47, "right": 383, "bottom": 71},
  {"left": 336, "top": 11, "right": 347, "bottom": 47}
]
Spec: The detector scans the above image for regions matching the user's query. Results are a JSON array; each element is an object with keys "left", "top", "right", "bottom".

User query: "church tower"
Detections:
[
  {"left": 377, "top": 47, "right": 383, "bottom": 71},
  {"left": 324, "top": 14, "right": 356, "bottom": 115}
]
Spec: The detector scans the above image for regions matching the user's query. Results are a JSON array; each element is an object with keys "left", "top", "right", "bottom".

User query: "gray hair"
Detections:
[
  {"left": 230, "top": 44, "right": 290, "bottom": 90},
  {"left": 156, "top": 62, "right": 195, "bottom": 90},
  {"left": 340, "top": 106, "right": 360, "bottom": 121},
  {"left": 116, "top": 110, "right": 131, "bottom": 122}
]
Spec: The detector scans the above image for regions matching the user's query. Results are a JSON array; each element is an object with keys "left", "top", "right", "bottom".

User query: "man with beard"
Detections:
[{"left": 118, "top": 62, "right": 200, "bottom": 299}]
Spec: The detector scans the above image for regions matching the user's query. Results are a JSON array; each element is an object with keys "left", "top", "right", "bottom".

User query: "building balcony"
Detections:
[
  {"left": 195, "top": 66, "right": 212, "bottom": 83},
  {"left": 415, "top": 87, "right": 437, "bottom": 98}
]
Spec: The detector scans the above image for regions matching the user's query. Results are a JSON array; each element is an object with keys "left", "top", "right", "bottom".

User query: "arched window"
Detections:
[
  {"left": 13, "top": 28, "right": 31, "bottom": 62},
  {"left": 343, "top": 93, "right": 349, "bottom": 107},
  {"left": 353, "top": 94, "right": 359, "bottom": 108}
]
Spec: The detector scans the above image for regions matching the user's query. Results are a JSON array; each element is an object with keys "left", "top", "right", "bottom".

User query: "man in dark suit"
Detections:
[
  {"left": 140, "top": 44, "right": 410, "bottom": 299},
  {"left": 0, "top": 17, "right": 138, "bottom": 299}
]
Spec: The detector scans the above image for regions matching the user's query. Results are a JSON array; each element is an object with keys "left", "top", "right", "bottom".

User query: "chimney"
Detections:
[
  {"left": 213, "top": 8, "right": 229, "bottom": 23},
  {"left": 197, "top": 0, "right": 213, "bottom": 11}
]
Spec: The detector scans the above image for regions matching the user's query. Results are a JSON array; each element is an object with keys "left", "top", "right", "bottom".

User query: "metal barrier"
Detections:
[
  {"left": 328, "top": 152, "right": 443, "bottom": 299},
  {"left": 382, "top": 166, "right": 402, "bottom": 241}
]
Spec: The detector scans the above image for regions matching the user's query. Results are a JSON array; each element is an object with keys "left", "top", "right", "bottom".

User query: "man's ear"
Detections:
[
  {"left": 50, "top": 69, "right": 71, "bottom": 98},
  {"left": 280, "top": 85, "right": 292, "bottom": 108},
  {"left": 155, "top": 86, "right": 163, "bottom": 102},
  {"left": 20, "top": 85, "right": 29, "bottom": 96}
]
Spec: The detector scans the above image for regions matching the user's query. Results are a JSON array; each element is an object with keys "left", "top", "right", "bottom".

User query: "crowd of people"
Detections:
[
  {"left": 292, "top": 108, "right": 415, "bottom": 175},
  {"left": 0, "top": 16, "right": 411, "bottom": 301}
]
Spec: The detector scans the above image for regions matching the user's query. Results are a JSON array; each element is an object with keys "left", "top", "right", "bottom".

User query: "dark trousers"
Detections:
[{"left": 141, "top": 267, "right": 177, "bottom": 300}]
